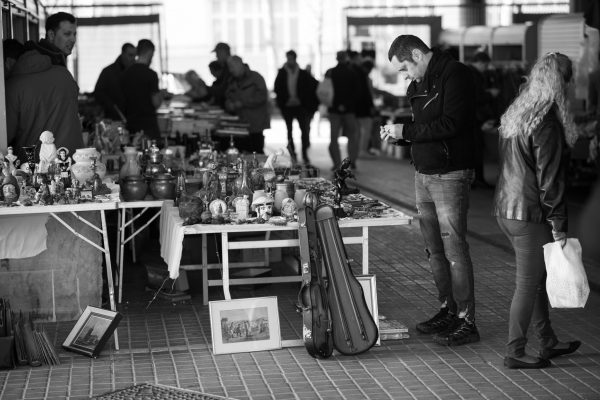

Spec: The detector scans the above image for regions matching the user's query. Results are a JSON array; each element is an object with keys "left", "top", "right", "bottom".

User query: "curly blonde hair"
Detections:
[{"left": 499, "top": 52, "right": 579, "bottom": 147}]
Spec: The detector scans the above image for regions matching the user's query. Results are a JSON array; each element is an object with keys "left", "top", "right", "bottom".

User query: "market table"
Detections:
[
  {"left": 159, "top": 201, "right": 412, "bottom": 305},
  {"left": 115, "top": 200, "right": 164, "bottom": 303},
  {"left": 0, "top": 201, "right": 121, "bottom": 349}
]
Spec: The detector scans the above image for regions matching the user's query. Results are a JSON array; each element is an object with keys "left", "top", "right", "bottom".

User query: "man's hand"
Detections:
[{"left": 380, "top": 124, "right": 404, "bottom": 143}]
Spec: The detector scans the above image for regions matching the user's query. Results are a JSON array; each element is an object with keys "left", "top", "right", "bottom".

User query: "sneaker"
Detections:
[
  {"left": 432, "top": 318, "right": 480, "bottom": 346},
  {"left": 416, "top": 308, "right": 458, "bottom": 334},
  {"left": 368, "top": 147, "right": 381, "bottom": 156}
]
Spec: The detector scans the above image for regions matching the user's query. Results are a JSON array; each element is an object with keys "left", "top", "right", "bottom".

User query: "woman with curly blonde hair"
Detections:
[{"left": 493, "top": 52, "right": 581, "bottom": 369}]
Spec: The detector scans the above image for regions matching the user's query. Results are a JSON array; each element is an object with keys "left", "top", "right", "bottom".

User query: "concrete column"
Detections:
[{"left": 460, "top": 0, "right": 486, "bottom": 27}]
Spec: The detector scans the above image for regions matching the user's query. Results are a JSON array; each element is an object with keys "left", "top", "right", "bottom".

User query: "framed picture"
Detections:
[
  {"left": 357, "top": 275, "right": 380, "bottom": 346},
  {"left": 209, "top": 296, "right": 281, "bottom": 355},
  {"left": 62, "top": 306, "right": 122, "bottom": 358}
]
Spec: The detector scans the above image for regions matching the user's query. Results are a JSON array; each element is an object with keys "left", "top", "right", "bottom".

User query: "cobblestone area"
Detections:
[{"left": 1, "top": 124, "right": 598, "bottom": 399}]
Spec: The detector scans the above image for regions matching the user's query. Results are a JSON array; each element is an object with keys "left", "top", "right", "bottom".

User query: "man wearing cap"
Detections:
[{"left": 210, "top": 42, "right": 232, "bottom": 109}]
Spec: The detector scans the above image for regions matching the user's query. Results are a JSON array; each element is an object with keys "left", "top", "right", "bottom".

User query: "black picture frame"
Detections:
[{"left": 62, "top": 306, "right": 121, "bottom": 358}]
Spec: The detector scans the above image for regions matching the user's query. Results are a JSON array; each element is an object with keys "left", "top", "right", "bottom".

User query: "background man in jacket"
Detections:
[
  {"left": 326, "top": 51, "right": 359, "bottom": 170},
  {"left": 6, "top": 12, "right": 83, "bottom": 157},
  {"left": 382, "top": 35, "right": 479, "bottom": 346},
  {"left": 274, "top": 50, "right": 319, "bottom": 164},
  {"left": 122, "top": 39, "right": 164, "bottom": 139},
  {"left": 24, "top": 12, "right": 77, "bottom": 67},
  {"left": 225, "top": 55, "right": 270, "bottom": 154},
  {"left": 94, "top": 42, "right": 136, "bottom": 121}
]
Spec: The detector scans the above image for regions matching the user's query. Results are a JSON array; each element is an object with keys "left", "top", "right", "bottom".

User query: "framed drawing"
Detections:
[
  {"left": 62, "top": 306, "right": 122, "bottom": 358},
  {"left": 357, "top": 275, "right": 380, "bottom": 346},
  {"left": 209, "top": 296, "right": 281, "bottom": 355}
]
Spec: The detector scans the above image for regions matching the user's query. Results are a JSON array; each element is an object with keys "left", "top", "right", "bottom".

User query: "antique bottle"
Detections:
[
  {"left": 174, "top": 170, "right": 187, "bottom": 206},
  {"left": 235, "top": 194, "right": 250, "bottom": 221},
  {"left": 225, "top": 135, "right": 239, "bottom": 166},
  {"left": 237, "top": 159, "right": 254, "bottom": 201}
]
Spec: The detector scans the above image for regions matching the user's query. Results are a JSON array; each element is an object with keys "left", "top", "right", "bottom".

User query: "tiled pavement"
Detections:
[{"left": 1, "top": 118, "right": 599, "bottom": 399}]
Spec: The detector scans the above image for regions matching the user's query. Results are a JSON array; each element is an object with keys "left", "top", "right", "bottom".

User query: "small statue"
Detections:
[
  {"left": 38, "top": 130, "right": 58, "bottom": 173},
  {"left": 5, "top": 146, "right": 19, "bottom": 175},
  {"left": 333, "top": 157, "right": 359, "bottom": 206}
]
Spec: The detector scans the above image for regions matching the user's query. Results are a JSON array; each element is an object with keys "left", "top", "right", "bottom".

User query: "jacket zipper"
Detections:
[{"left": 422, "top": 92, "right": 439, "bottom": 110}]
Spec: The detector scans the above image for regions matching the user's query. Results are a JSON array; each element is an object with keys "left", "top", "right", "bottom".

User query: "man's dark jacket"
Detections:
[
  {"left": 326, "top": 62, "right": 359, "bottom": 114},
  {"left": 273, "top": 66, "right": 319, "bottom": 114},
  {"left": 94, "top": 56, "right": 129, "bottom": 120},
  {"left": 402, "top": 50, "right": 476, "bottom": 174}
]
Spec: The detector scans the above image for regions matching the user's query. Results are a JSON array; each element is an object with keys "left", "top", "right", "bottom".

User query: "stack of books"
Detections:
[{"left": 378, "top": 318, "right": 410, "bottom": 341}]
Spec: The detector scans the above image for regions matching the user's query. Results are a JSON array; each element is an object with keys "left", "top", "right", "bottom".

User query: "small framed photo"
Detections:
[
  {"left": 357, "top": 275, "right": 380, "bottom": 346},
  {"left": 62, "top": 306, "right": 122, "bottom": 358},
  {"left": 209, "top": 296, "right": 281, "bottom": 355}
]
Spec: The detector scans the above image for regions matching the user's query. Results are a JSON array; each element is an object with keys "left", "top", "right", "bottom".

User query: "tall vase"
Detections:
[{"left": 119, "top": 147, "right": 140, "bottom": 181}]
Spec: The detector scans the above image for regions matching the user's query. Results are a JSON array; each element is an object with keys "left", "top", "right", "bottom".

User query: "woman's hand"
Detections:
[{"left": 552, "top": 230, "right": 567, "bottom": 248}]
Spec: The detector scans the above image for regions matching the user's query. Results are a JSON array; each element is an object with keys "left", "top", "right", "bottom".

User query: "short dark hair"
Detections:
[
  {"left": 45, "top": 12, "right": 76, "bottom": 33},
  {"left": 388, "top": 35, "right": 430, "bottom": 62},
  {"left": 286, "top": 50, "right": 297, "bottom": 59},
  {"left": 3, "top": 38, "right": 24, "bottom": 61},
  {"left": 137, "top": 39, "right": 155, "bottom": 56},
  {"left": 121, "top": 42, "right": 135, "bottom": 53}
]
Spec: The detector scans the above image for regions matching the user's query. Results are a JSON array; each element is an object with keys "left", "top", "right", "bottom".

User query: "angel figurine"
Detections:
[{"left": 38, "top": 130, "right": 57, "bottom": 173}]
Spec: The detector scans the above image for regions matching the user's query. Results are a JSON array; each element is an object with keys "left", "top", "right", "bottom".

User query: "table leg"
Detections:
[
  {"left": 202, "top": 234, "right": 209, "bottom": 305},
  {"left": 129, "top": 209, "right": 137, "bottom": 264},
  {"left": 362, "top": 226, "right": 369, "bottom": 275},
  {"left": 115, "top": 209, "right": 120, "bottom": 281},
  {"left": 100, "top": 210, "right": 119, "bottom": 350},
  {"left": 221, "top": 232, "right": 231, "bottom": 300},
  {"left": 118, "top": 208, "right": 127, "bottom": 303}
]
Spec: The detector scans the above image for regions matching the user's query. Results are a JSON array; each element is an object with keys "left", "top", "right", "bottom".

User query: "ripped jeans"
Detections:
[{"left": 415, "top": 169, "right": 476, "bottom": 322}]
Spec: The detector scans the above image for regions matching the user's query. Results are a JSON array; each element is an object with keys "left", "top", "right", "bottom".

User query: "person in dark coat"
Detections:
[
  {"left": 94, "top": 43, "right": 136, "bottom": 120},
  {"left": 122, "top": 39, "right": 164, "bottom": 139},
  {"left": 225, "top": 55, "right": 270, "bottom": 154},
  {"left": 326, "top": 51, "right": 359, "bottom": 170},
  {"left": 274, "top": 50, "right": 319, "bottom": 164},
  {"left": 209, "top": 42, "right": 232, "bottom": 109},
  {"left": 94, "top": 43, "right": 136, "bottom": 121},
  {"left": 3, "top": 38, "right": 25, "bottom": 79},
  {"left": 493, "top": 52, "right": 582, "bottom": 369},
  {"left": 382, "top": 35, "right": 479, "bottom": 347},
  {"left": 468, "top": 51, "right": 499, "bottom": 188},
  {"left": 6, "top": 12, "right": 83, "bottom": 157}
]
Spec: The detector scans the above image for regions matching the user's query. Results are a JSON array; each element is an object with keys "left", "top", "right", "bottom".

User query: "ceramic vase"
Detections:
[{"left": 71, "top": 148, "right": 106, "bottom": 183}]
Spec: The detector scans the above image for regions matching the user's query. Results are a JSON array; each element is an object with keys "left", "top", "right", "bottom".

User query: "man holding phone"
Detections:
[{"left": 381, "top": 35, "right": 479, "bottom": 346}]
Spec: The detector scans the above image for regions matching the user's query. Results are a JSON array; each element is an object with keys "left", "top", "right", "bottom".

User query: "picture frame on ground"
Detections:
[
  {"left": 357, "top": 275, "right": 380, "bottom": 346},
  {"left": 209, "top": 296, "right": 281, "bottom": 355},
  {"left": 62, "top": 306, "right": 122, "bottom": 358}
]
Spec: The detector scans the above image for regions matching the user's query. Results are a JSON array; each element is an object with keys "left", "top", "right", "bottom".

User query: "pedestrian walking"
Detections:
[
  {"left": 493, "top": 52, "right": 582, "bottom": 369},
  {"left": 381, "top": 35, "right": 479, "bottom": 346},
  {"left": 274, "top": 50, "right": 319, "bottom": 164}
]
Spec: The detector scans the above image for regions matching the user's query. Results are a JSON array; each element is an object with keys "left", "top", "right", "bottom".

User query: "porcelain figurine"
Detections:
[
  {"left": 38, "top": 130, "right": 58, "bottom": 173},
  {"left": 5, "top": 147, "right": 19, "bottom": 175}
]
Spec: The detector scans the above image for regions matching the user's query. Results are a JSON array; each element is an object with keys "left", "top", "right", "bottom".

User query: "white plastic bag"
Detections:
[
  {"left": 316, "top": 77, "right": 334, "bottom": 107},
  {"left": 543, "top": 238, "right": 590, "bottom": 308}
]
